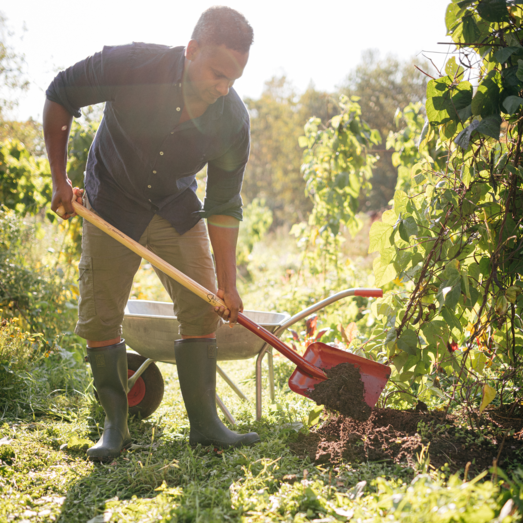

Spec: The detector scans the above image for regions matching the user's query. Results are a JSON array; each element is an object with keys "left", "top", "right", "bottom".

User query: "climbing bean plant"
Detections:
[
  {"left": 365, "top": 0, "right": 523, "bottom": 409},
  {"left": 294, "top": 96, "right": 380, "bottom": 290}
]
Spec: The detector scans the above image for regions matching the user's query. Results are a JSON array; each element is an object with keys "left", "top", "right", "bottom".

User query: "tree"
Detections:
[
  {"left": 339, "top": 50, "right": 430, "bottom": 210},
  {"left": 0, "top": 12, "right": 43, "bottom": 158},
  {"left": 0, "top": 12, "right": 28, "bottom": 118},
  {"left": 243, "top": 77, "right": 338, "bottom": 225}
]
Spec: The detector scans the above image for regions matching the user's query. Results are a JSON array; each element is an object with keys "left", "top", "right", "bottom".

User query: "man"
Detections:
[{"left": 43, "top": 6, "right": 260, "bottom": 462}]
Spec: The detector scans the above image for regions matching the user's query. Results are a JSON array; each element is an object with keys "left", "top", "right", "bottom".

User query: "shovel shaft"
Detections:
[
  {"left": 67, "top": 201, "right": 327, "bottom": 380},
  {"left": 235, "top": 314, "right": 327, "bottom": 380}
]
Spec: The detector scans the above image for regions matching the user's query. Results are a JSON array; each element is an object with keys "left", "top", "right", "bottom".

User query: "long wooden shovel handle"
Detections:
[{"left": 64, "top": 201, "right": 328, "bottom": 380}]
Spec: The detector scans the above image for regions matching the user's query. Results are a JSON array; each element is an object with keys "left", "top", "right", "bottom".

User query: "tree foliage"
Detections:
[
  {"left": 243, "top": 77, "right": 340, "bottom": 225},
  {"left": 0, "top": 140, "right": 50, "bottom": 215},
  {"left": 363, "top": 0, "right": 523, "bottom": 409},
  {"left": 339, "top": 51, "right": 430, "bottom": 210},
  {"left": 0, "top": 12, "right": 28, "bottom": 118}
]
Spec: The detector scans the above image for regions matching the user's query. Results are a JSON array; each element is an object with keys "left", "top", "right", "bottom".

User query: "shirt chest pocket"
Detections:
[{"left": 159, "top": 133, "right": 210, "bottom": 179}]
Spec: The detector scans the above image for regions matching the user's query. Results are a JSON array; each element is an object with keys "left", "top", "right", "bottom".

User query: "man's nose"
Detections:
[{"left": 216, "top": 80, "right": 231, "bottom": 97}]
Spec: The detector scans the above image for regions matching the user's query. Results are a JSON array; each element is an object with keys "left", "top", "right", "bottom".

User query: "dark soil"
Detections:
[
  {"left": 290, "top": 407, "right": 523, "bottom": 474},
  {"left": 308, "top": 363, "right": 371, "bottom": 421}
]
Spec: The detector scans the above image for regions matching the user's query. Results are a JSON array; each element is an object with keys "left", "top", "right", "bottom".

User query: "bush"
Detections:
[{"left": 0, "top": 207, "right": 88, "bottom": 414}]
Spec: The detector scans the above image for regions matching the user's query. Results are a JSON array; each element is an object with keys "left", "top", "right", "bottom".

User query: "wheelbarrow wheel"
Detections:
[{"left": 126, "top": 353, "right": 164, "bottom": 419}]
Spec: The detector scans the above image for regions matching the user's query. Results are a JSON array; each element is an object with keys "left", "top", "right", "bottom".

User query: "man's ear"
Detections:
[{"left": 185, "top": 39, "right": 200, "bottom": 61}]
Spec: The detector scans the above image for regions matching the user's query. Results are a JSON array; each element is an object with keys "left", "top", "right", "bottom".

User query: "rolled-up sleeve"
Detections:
[
  {"left": 46, "top": 45, "right": 131, "bottom": 118},
  {"left": 199, "top": 122, "right": 250, "bottom": 221}
]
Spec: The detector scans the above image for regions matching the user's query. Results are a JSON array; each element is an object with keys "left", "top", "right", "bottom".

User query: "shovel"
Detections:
[{"left": 60, "top": 200, "right": 390, "bottom": 407}]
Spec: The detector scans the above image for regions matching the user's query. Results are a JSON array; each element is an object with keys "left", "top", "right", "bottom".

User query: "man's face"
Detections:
[{"left": 185, "top": 41, "right": 249, "bottom": 105}]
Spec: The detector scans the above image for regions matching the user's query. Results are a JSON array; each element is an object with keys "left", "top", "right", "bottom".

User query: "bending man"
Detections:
[{"left": 43, "top": 6, "right": 260, "bottom": 461}]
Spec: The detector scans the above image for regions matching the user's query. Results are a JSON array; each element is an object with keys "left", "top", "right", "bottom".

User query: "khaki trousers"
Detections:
[{"left": 74, "top": 196, "right": 221, "bottom": 341}]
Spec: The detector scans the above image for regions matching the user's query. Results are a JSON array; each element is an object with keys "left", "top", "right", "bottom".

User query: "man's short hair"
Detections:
[{"left": 191, "top": 6, "right": 253, "bottom": 54}]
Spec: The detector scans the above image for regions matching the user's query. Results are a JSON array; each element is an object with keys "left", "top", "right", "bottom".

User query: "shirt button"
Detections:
[
  {"left": 153, "top": 170, "right": 157, "bottom": 174},
  {"left": 176, "top": 107, "right": 181, "bottom": 112},
  {"left": 171, "top": 131, "right": 174, "bottom": 134},
  {"left": 148, "top": 199, "right": 152, "bottom": 202},
  {"left": 148, "top": 185, "right": 152, "bottom": 188},
  {"left": 159, "top": 151, "right": 164, "bottom": 155}
]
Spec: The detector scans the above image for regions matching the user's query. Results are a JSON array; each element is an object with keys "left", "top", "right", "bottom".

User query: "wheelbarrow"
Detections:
[
  {"left": 121, "top": 287, "right": 383, "bottom": 423},
  {"left": 60, "top": 199, "right": 389, "bottom": 421}
]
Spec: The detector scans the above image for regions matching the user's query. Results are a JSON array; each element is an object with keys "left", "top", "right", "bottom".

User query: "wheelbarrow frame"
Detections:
[{"left": 123, "top": 288, "right": 377, "bottom": 422}]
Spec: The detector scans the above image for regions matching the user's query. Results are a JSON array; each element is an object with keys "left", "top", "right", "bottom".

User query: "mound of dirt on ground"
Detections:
[
  {"left": 308, "top": 363, "right": 371, "bottom": 421},
  {"left": 290, "top": 408, "right": 523, "bottom": 473}
]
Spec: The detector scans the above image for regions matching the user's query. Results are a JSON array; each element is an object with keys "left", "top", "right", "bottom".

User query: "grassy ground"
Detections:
[
  {"left": 0, "top": 216, "right": 519, "bottom": 522},
  {"left": 0, "top": 355, "right": 518, "bottom": 522}
]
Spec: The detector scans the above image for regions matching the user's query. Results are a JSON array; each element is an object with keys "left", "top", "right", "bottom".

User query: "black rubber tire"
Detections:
[{"left": 127, "top": 352, "right": 164, "bottom": 419}]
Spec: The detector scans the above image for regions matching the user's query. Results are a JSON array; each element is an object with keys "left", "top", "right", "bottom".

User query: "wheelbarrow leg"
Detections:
[
  {"left": 127, "top": 357, "right": 155, "bottom": 392},
  {"left": 215, "top": 394, "right": 236, "bottom": 425},
  {"left": 268, "top": 348, "right": 275, "bottom": 403},
  {"left": 216, "top": 364, "right": 248, "bottom": 401},
  {"left": 256, "top": 346, "right": 269, "bottom": 421}
]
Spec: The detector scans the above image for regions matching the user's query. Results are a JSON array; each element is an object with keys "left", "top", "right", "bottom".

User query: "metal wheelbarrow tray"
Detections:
[{"left": 121, "top": 288, "right": 382, "bottom": 423}]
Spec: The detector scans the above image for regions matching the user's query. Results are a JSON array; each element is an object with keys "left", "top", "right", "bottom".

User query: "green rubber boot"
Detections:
[
  {"left": 86, "top": 341, "right": 132, "bottom": 461},
  {"left": 175, "top": 339, "right": 260, "bottom": 448}
]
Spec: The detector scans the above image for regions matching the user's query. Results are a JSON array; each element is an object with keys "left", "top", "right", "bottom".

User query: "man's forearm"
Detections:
[
  {"left": 43, "top": 99, "right": 78, "bottom": 217},
  {"left": 43, "top": 99, "right": 73, "bottom": 185},
  {"left": 207, "top": 215, "right": 240, "bottom": 291}
]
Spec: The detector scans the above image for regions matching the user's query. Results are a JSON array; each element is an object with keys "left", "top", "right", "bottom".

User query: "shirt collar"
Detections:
[{"left": 171, "top": 46, "right": 185, "bottom": 85}]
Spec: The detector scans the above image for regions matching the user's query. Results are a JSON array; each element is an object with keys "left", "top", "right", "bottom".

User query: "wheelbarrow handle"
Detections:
[
  {"left": 64, "top": 201, "right": 328, "bottom": 381},
  {"left": 273, "top": 288, "right": 383, "bottom": 338}
]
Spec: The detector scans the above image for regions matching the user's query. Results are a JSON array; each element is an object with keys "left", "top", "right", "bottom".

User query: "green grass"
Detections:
[{"left": 0, "top": 357, "right": 519, "bottom": 522}]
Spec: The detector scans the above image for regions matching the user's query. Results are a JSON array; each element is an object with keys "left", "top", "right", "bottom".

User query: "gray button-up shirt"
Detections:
[{"left": 46, "top": 42, "right": 249, "bottom": 241}]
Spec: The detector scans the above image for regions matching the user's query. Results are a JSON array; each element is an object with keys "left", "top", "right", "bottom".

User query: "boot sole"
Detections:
[{"left": 87, "top": 440, "right": 133, "bottom": 462}]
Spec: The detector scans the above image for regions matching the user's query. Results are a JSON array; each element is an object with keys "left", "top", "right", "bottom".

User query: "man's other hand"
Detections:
[
  {"left": 52, "top": 181, "right": 84, "bottom": 220},
  {"left": 215, "top": 288, "right": 243, "bottom": 326}
]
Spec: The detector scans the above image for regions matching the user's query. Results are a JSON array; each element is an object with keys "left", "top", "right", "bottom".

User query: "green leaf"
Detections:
[
  {"left": 368, "top": 221, "right": 393, "bottom": 253},
  {"left": 516, "top": 60, "right": 523, "bottom": 82},
  {"left": 445, "top": 278, "right": 461, "bottom": 310},
  {"left": 468, "top": 262, "right": 480, "bottom": 281},
  {"left": 506, "top": 33, "right": 523, "bottom": 48},
  {"left": 454, "top": 119, "right": 481, "bottom": 149},
  {"left": 476, "top": 115, "right": 502, "bottom": 139},
  {"left": 502, "top": 95, "right": 523, "bottom": 115},
  {"left": 422, "top": 321, "right": 449, "bottom": 346},
  {"left": 298, "top": 136, "right": 309, "bottom": 148},
  {"left": 471, "top": 71, "right": 501, "bottom": 117},
  {"left": 373, "top": 256, "right": 397, "bottom": 286},
  {"left": 462, "top": 266, "right": 471, "bottom": 299},
  {"left": 426, "top": 78, "right": 473, "bottom": 126},
  {"left": 381, "top": 246, "right": 395, "bottom": 264},
  {"left": 462, "top": 165, "right": 473, "bottom": 187},
  {"left": 446, "top": 2, "right": 463, "bottom": 32},
  {"left": 462, "top": 14, "right": 481, "bottom": 42},
  {"left": 307, "top": 405, "right": 324, "bottom": 427},
  {"left": 394, "top": 190, "right": 408, "bottom": 215},
  {"left": 493, "top": 47, "right": 521, "bottom": 64},
  {"left": 457, "top": 104, "right": 472, "bottom": 121},
  {"left": 477, "top": 0, "right": 509, "bottom": 22},
  {"left": 392, "top": 351, "right": 409, "bottom": 372},
  {"left": 397, "top": 329, "right": 419, "bottom": 356},
  {"left": 441, "top": 307, "right": 462, "bottom": 337},
  {"left": 402, "top": 216, "right": 418, "bottom": 241},
  {"left": 445, "top": 57, "right": 464, "bottom": 79}
]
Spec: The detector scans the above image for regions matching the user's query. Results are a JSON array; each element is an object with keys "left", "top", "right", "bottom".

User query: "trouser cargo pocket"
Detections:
[{"left": 78, "top": 256, "right": 96, "bottom": 320}]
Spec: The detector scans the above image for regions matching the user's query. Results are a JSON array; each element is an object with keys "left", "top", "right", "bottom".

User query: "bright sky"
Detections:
[{"left": 3, "top": 0, "right": 452, "bottom": 121}]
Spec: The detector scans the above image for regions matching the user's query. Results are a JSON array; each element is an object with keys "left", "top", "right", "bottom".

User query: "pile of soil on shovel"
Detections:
[
  {"left": 308, "top": 363, "right": 371, "bottom": 421},
  {"left": 290, "top": 406, "right": 523, "bottom": 474}
]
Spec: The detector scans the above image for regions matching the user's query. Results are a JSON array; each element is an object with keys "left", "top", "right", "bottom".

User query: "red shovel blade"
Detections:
[{"left": 288, "top": 342, "right": 391, "bottom": 408}]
